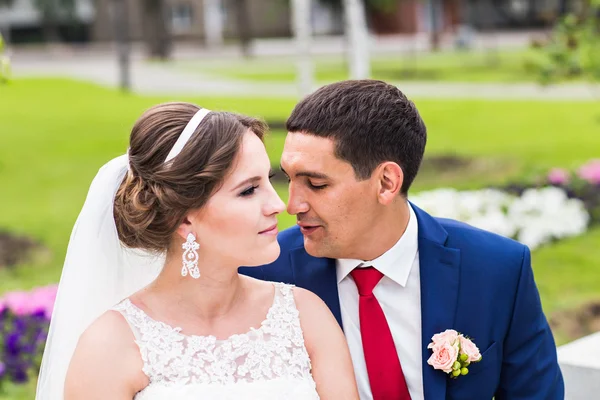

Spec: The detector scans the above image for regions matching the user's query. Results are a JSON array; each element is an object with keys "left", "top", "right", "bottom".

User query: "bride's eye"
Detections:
[{"left": 240, "top": 185, "right": 258, "bottom": 197}]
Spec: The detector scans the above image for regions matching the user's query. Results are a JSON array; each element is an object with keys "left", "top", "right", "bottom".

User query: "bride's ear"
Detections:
[{"left": 175, "top": 215, "right": 194, "bottom": 241}]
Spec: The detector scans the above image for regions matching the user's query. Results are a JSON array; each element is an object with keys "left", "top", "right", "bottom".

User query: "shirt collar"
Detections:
[{"left": 336, "top": 203, "right": 419, "bottom": 287}]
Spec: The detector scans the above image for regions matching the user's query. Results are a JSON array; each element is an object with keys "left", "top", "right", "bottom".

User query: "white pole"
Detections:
[
  {"left": 203, "top": 0, "right": 224, "bottom": 47},
  {"left": 291, "top": 0, "right": 314, "bottom": 97},
  {"left": 343, "top": 0, "right": 370, "bottom": 79}
]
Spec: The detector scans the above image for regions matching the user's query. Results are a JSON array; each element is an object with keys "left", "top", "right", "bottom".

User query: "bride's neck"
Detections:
[{"left": 145, "top": 254, "right": 245, "bottom": 321}]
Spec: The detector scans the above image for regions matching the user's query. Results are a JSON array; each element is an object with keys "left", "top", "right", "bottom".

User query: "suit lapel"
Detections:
[
  {"left": 413, "top": 204, "right": 461, "bottom": 400},
  {"left": 288, "top": 205, "right": 460, "bottom": 399},
  {"left": 290, "top": 247, "right": 343, "bottom": 328}
]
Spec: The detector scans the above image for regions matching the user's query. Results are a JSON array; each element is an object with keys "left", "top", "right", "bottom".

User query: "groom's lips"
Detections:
[{"left": 298, "top": 223, "right": 322, "bottom": 236}]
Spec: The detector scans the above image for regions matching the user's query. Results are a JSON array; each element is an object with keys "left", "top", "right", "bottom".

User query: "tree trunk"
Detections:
[
  {"left": 343, "top": 0, "right": 370, "bottom": 79},
  {"left": 527, "top": 0, "right": 537, "bottom": 23},
  {"left": 113, "top": 0, "right": 131, "bottom": 91},
  {"left": 233, "top": 0, "right": 252, "bottom": 58},
  {"left": 42, "top": 20, "right": 61, "bottom": 43},
  {"left": 455, "top": 0, "right": 475, "bottom": 50},
  {"left": 143, "top": 0, "right": 171, "bottom": 60},
  {"left": 558, "top": 0, "right": 568, "bottom": 17},
  {"left": 0, "top": 7, "right": 11, "bottom": 46},
  {"left": 429, "top": 0, "right": 441, "bottom": 51}
]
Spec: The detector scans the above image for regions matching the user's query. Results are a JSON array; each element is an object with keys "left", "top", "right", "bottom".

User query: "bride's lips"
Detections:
[{"left": 259, "top": 224, "right": 278, "bottom": 235}]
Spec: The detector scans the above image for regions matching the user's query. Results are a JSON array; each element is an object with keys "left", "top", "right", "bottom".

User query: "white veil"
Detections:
[
  {"left": 36, "top": 108, "right": 212, "bottom": 399},
  {"left": 35, "top": 154, "right": 164, "bottom": 399}
]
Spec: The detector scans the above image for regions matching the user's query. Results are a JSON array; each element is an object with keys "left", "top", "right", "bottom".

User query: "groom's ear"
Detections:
[{"left": 376, "top": 162, "right": 403, "bottom": 205}]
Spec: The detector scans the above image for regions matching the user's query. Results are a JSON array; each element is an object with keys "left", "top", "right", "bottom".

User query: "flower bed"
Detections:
[
  {"left": 0, "top": 285, "right": 57, "bottom": 390},
  {"left": 410, "top": 160, "right": 600, "bottom": 250},
  {"left": 410, "top": 187, "right": 590, "bottom": 249}
]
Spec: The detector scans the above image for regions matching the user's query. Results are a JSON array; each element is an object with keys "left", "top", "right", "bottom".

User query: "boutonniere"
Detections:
[{"left": 426, "top": 329, "right": 482, "bottom": 378}]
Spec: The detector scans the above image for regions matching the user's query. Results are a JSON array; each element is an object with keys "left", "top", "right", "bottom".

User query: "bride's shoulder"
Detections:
[
  {"left": 289, "top": 286, "right": 345, "bottom": 350},
  {"left": 65, "top": 306, "right": 148, "bottom": 396},
  {"left": 289, "top": 286, "right": 326, "bottom": 311},
  {"left": 79, "top": 307, "right": 137, "bottom": 349},
  {"left": 290, "top": 287, "right": 332, "bottom": 327},
  {"left": 72, "top": 307, "right": 143, "bottom": 370}
]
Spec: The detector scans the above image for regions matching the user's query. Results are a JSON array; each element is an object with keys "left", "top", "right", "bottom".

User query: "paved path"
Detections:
[{"left": 8, "top": 33, "right": 600, "bottom": 101}]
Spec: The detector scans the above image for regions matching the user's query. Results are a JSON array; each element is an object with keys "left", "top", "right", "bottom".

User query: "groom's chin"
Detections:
[{"left": 302, "top": 236, "right": 330, "bottom": 259}]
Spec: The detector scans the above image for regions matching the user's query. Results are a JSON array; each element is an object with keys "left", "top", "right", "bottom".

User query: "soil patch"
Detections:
[
  {"left": 550, "top": 301, "right": 600, "bottom": 342},
  {"left": 0, "top": 231, "right": 42, "bottom": 268}
]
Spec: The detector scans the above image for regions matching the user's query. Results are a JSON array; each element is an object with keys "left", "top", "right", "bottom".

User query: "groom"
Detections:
[{"left": 241, "top": 79, "right": 564, "bottom": 399}]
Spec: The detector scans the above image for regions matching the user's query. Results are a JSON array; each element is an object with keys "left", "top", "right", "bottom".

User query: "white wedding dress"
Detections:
[{"left": 112, "top": 282, "right": 320, "bottom": 400}]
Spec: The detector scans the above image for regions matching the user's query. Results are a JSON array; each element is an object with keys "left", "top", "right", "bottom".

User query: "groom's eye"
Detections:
[{"left": 308, "top": 182, "right": 327, "bottom": 190}]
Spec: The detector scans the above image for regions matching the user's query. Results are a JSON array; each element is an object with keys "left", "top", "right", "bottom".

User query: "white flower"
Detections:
[{"left": 410, "top": 186, "right": 590, "bottom": 250}]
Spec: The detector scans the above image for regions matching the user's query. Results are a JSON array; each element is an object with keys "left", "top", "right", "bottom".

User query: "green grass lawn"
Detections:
[
  {"left": 0, "top": 78, "right": 599, "bottom": 397},
  {"left": 174, "top": 49, "right": 553, "bottom": 84}
]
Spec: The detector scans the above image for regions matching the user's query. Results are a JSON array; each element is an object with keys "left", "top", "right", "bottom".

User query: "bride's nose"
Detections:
[{"left": 264, "top": 187, "right": 285, "bottom": 216}]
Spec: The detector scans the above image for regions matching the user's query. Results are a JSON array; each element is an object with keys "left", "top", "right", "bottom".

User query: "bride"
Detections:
[{"left": 35, "top": 103, "right": 359, "bottom": 399}]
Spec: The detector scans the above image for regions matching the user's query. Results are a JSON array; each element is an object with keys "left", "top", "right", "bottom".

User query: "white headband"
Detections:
[{"left": 164, "top": 108, "right": 211, "bottom": 163}]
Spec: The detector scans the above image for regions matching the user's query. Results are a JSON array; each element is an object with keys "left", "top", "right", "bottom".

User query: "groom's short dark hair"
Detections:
[{"left": 286, "top": 79, "right": 427, "bottom": 195}]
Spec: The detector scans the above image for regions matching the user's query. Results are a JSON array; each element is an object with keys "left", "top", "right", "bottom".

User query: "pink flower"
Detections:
[
  {"left": 547, "top": 168, "right": 570, "bottom": 185},
  {"left": 28, "top": 284, "right": 58, "bottom": 319},
  {"left": 2, "top": 290, "right": 33, "bottom": 316},
  {"left": 428, "top": 329, "right": 459, "bottom": 349},
  {"left": 578, "top": 159, "right": 600, "bottom": 185},
  {"left": 0, "top": 284, "right": 58, "bottom": 318},
  {"left": 459, "top": 335, "right": 482, "bottom": 362},
  {"left": 427, "top": 341, "right": 459, "bottom": 373}
]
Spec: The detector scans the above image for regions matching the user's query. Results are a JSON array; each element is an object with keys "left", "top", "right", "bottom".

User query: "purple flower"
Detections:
[
  {"left": 9, "top": 365, "right": 29, "bottom": 383},
  {"left": 6, "top": 332, "right": 23, "bottom": 356},
  {"left": 547, "top": 168, "right": 570, "bottom": 185},
  {"left": 578, "top": 159, "right": 600, "bottom": 185},
  {"left": 0, "top": 285, "right": 55, "bottom": 387}
]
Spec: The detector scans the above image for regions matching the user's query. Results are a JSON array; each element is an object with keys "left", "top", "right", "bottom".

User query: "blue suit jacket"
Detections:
[{"left": 240, "top": 204, "right": 564, "bottom": 399}]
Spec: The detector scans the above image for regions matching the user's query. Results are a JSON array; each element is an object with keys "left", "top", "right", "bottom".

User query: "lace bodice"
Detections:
[{"left": 112, "top": 282, "right": 319, "bottom": 399}]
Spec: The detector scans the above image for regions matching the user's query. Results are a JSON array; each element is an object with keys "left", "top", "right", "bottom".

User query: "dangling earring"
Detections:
[{"left": 181, "top": 233, "right": 200, "bottom": 279}]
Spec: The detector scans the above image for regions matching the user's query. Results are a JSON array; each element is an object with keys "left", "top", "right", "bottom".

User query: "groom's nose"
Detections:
[{"left": 287, "top": 186, "right": 309, "bottom": 216}]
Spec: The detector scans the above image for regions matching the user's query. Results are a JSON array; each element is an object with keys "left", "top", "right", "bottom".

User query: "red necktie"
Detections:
[{"left": 351, "top": 266, "right": 411, "bottom": 400}]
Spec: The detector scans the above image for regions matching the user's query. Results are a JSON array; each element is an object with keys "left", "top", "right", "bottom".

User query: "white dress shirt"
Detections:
[{"left": 336, "top": 203, "right": 423, "bottom": 400}]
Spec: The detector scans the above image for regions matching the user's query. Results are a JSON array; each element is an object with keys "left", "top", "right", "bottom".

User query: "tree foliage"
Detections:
[{"left": 533, "top": 0, "right": 600, "bottom": 85}]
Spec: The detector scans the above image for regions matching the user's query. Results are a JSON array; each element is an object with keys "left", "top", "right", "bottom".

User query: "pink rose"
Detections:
[
  {"left": 547, "top": 168, "right": 570, "bottom": 185},
  {"left": 427, "top": 342, "right": 459, "bottom": 373},
  {"left": 428, "top": 329, "right": 459, "bottom": 349},
  {"left": 459, "top": 335, "right": 481, "bottom": 362}
]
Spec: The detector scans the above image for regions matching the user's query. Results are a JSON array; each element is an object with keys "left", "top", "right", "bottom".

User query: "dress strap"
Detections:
[{"left": 112, "top": 298, "right": 151, "bottom": 341}]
